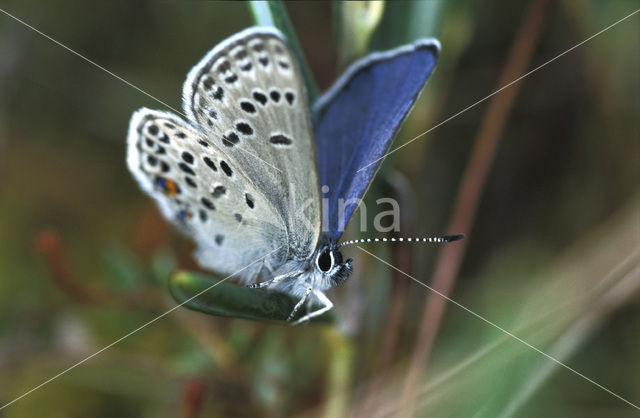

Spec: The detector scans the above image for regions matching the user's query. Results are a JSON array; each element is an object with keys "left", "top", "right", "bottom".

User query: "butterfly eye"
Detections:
[{"left": 316, "top": 248, "right": 334, "bottom": 273}]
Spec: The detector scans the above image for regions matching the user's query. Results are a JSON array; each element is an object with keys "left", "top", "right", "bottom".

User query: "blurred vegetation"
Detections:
[{"left": 0, "top": 1, "right": 638, "bottom": 417}]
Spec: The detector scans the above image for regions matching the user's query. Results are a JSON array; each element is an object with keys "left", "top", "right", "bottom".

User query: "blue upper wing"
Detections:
[{"left": 313, "top": 39, "right": 440, "bottom": 241}]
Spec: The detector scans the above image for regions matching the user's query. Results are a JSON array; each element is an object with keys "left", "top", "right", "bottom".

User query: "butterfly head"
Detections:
[{"left": 313, "top": 241, "right": 352, "bottom": 287}]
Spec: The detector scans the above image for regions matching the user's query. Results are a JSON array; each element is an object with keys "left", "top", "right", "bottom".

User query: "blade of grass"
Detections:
[{"left": 364, "top": 195, "right": 640, "bottom": 416}]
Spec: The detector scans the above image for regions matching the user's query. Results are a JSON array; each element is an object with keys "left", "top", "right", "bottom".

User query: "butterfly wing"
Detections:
[
  {"left": 183, "top": 27, "right": 321, "bottom": 261},
  {"left": 127, "top": 28, "right": 321, "bottom": 282},
  {"left": 313, "top": 40, "right": 440, "bottom": 240},
  {"left": 127, "top": 108, "right": 287, "bottom": 281}
]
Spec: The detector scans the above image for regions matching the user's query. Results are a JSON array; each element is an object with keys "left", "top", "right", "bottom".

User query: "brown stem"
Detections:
[
  {"left": 182, "top": 378, "right": 206, "bottom": 418},
  {"left": 34, "top": 226, "right": 240, "bottom": 371},
  {"left": 358, "top": 173, "right": 414, "bottom": 417},
  {"left": 34, "top": 228, "right": 104, "bottom": 304},
  {"left": 401, "top": 0, "right": 553, "bottom": 415},
  {"left": 34, "top": 227, "right": 165, "bottom": 311}
]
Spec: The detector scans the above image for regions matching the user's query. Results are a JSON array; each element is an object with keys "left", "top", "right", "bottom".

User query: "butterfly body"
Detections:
[
  {"left": 127, "top": 27, "right": 438, "bottom": 323},
  {"left": 267, "top": 242, "right": 351, "bottom": 293}
]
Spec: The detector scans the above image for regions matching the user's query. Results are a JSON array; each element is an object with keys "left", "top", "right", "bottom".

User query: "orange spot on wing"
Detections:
[{"left": 165, "top": 179, "right": 179, "bottom": 196}]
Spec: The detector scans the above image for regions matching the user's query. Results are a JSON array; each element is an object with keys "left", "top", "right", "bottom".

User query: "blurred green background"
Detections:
[{"left": 1, "top": 1, "right": 638, "bottom": 417}]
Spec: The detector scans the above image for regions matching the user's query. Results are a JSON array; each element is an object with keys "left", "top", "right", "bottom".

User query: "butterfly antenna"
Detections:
[{"left": 338, "top": 233, "right": 465, "bottom": 248}]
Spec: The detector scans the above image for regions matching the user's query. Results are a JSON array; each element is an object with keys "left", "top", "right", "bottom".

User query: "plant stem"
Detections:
[{"left": 401, "top": 0, "right": 552, "bottom": 415}]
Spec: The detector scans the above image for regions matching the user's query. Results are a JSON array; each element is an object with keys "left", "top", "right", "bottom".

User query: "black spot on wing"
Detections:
[
  {"left": 234, "top": 49, "right": 248, "bottom": 60},
  {"left": 212, "top": 185, "right": 226, "bottom": 198},
  {"left": 185, "top": 176, "right": 197, "bottom": 188},
  {"left": 201, "top": 197, "right": 215, "bottom": 210},
  {"left": 220, "top": 160, "right": 233, "bottom": 177},
  {"left": 222, "top": 132, "right": 239, "bottom": 147},
  {"left": 252, "top": 91, "right": 267, "bottom": 106},
  {"left": 236, "top": 122, "right": 253, "bottom": 135},
  {"left": 269, "top": 134, "right": 292, "bottom": 146},
  {"left": 285, "top": 91, "right": 295, "bottom": 105},
  {"left": 213, "top": 86, "right": 224, "bottom": 101},
  {"left": 181, "top": 151, "right": 194, "bottom": 164},
  {"left": 202, "top": 76, "right": 214, "bottom": 90},
  {"left": 203, "top": 156, "right": 217, "bottom": 172},
  {"left": 179, "top": 162, "right": 195, "bottom": 175},
  {"left": 240, "top": 101, "right": 256, "bottom": 114},
  {"left": 216, "top": 60, "right": 231, "bottom": 74},
  {"left": 245, "top": 193, "right": 255, "bottom": 209}
]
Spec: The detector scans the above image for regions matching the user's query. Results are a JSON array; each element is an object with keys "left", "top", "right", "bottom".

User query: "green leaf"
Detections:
[
  {"left": 169, "top": 270, "right": 332, "bottom": 323},
  {"left": 248, "top": 1, "right": 319, "bottom": 104}
]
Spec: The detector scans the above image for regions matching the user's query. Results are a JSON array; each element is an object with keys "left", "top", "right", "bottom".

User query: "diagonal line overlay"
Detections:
[
  {"left": 0, "top": 7, "right": 282, "bottom": 174},
  {"left": 357, "top": 8, "right": 640, "bottom": 172},
  {"left": 0, "top": 8, "right": 183, "bottom": 116},
  {"left": 0, "top": 246, "right": 282, "bottom": 410},
  {"left": 357, "top": 246, "right": 640, "bottom": 411},
  {"left": 0, "top": 3, "right": 637, "bottom": 413}
]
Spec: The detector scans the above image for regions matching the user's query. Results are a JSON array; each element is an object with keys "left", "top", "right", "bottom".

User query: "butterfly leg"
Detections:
[
  {"left": 287, "top": 286, "right": 312, "bottom": 322},
  {"left": 289, "top": 290, "right": 333, "bottom": 325},
  {"left": 247, "top": 270, "right": 302, "bottom": 289},
  {"left": 247, "top": 280, "right": 273, "bottom": 289}
]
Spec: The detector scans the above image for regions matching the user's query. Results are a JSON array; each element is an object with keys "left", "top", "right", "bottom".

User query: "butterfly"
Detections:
[{"left": 127, "top": 27, "right": 441, "bottom": 324}]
